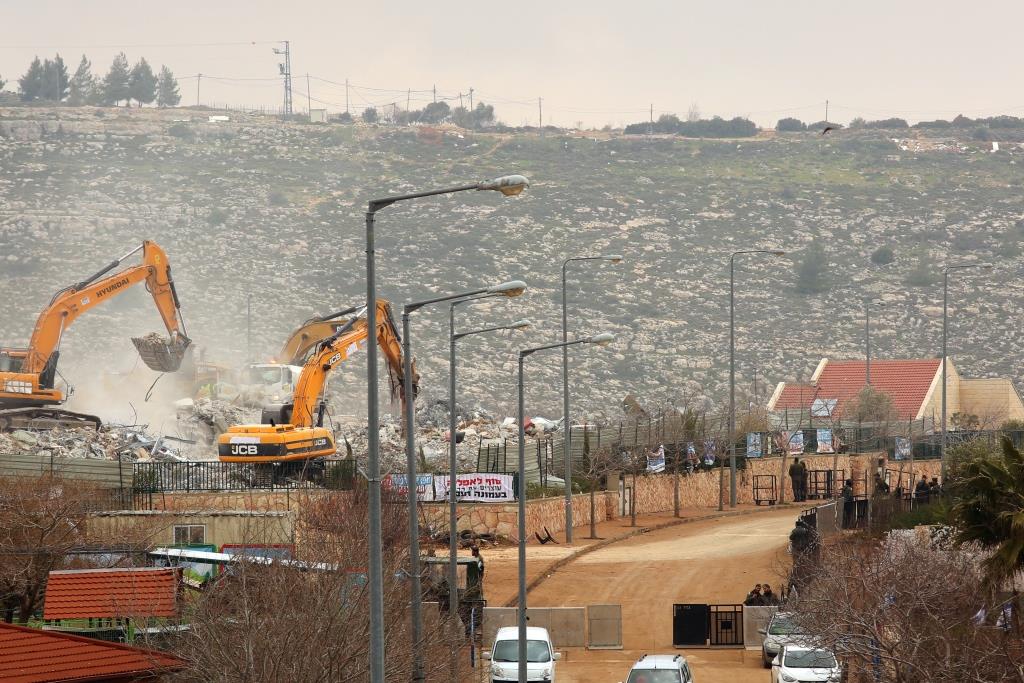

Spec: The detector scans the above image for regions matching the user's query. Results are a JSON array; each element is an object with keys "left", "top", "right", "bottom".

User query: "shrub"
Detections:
[
  {"left": 870, "top": 245, "right": 895, "bottom": 265},
  {"left": 776, "top": 117, "right": 807, "bottom": 132},
  {"left": 167, "top": 122, "right": 193, "bottom": 139},
  {"left": 268, "top": 190, "right": 289, "bottom": 207},
  {"left": 207, "top": 208, "right": 228, "bottom": 226}
]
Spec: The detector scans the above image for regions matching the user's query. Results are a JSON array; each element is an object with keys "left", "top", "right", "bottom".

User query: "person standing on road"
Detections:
[
  {"left": 842, "top": 478, "right": 855, "bottom": 527},
  {"left": 797, "top": 458, "right": 809, "bottom": 501}
]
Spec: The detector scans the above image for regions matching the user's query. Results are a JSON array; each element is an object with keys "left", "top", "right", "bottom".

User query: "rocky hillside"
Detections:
[{"left": 1, "top": 106, "right": 1022, "bottom": 425}]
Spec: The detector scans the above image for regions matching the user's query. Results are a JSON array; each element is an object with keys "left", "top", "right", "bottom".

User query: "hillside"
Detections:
[{"left": 1, "top": 106, "right": 1022, "bottom": 425}]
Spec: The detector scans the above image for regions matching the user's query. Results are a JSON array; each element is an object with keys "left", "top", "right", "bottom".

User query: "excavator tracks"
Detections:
[{"left": 0, "top": 407, "right": 102, "bottom": 432}]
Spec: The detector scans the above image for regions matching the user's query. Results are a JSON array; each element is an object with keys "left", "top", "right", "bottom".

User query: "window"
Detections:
[
  {"left": 784, "top": 649, "right": 837, "bottom": 669},
  {"left": 173, "top": 525, "right": 206, "bottom": 545},
  {"left": 811, "top": 398, "right": 838, "bottom": 417},
  {"left": 626, "top": 671, "right": 682, "bottom": 683},
  {"left": 491, "top": 639, "right": 551, "bottom": 663}
]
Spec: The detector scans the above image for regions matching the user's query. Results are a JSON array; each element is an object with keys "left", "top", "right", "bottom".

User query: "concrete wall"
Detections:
[
  {"left": 743, "top": 605, "right": 777, "bottom": 649},
  {"left": 960, "top": 378, "right": 1024, "bottom": 424},
  {"left": 0, "top": 452, "right": 130, "bottom": 487}
]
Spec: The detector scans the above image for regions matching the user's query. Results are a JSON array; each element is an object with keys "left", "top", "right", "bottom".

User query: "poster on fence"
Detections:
[
  {"left": 647, "top": 445, "right": 666, "bottom": 473},
  {"left": 383, "top": 473, "right": 436, "bottom": 501},
  {"left": 894, "top": 437, "right": 911, "bottom": 460},
  {"left": 702, "top": 439, "right": 717, "bottom": 466},
  {"left": 433, "top": 473, "right": 516, "bottom": 502},
  {"left": 746, "top": 432, "right": 763, "bottom": 458},
  {"left": 816, "top": 429, "right": 835, "bottom": 454},
  {"left": 788, "top": 431, "right": 805, "bottom": 455}
]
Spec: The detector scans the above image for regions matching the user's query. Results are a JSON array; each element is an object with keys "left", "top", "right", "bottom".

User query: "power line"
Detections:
[{"left": 0, "top": 40, "right": 281, "bottom": 49}]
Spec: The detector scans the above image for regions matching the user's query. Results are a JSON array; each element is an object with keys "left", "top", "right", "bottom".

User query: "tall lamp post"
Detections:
[
  {"left": 401, "top": 280, "right": 527, "bottom": 682},
  {"left": 940, "top": 263, "right": 992, "bottom": 482},
  {"left": 729, "top": 249, "right": 785, "bottom": 508},
  {"left": 864, "top": 297, "right": 884, "bottom": 385},
  {"left": 516, "top": 332, "right": 615, "bottom": 682},
  {"left": 560, "top": 254, "right": 622, "bottom": 543},
  {"left": 365, "top": 174, "right": 528, "bottom": 682}
]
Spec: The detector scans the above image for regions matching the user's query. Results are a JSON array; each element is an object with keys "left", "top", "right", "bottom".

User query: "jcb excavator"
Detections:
[
  {"left": 276, "top": 308, "right": 358, "bottom": 365},
  {"left": 217, "top": 299, "right": 415, "bottom": 466},
  {"left": 0, "top": 241, "right": 191, "bottom": 431}
]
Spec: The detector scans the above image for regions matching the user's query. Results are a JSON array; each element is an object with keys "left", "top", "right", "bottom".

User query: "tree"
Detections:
[
  {"left": 871, "top": 245, "right": 895, "bottom": 265},
  {"left": 848, "top": 116, "right": 867, "bottom": 129},
  {"left": 102, "top": 52, "right": 131, "bottom": 106},
  {"left": 844, "top": 386, "right": 899, "bottom": 441},
  {"left": 419, "top": 101, "right": 450, "bottom": 124},
  {"left": 39, "top": 54, "right": 69, "bottom": 101},
  {"left": 361, "top": 107, "right": 378, "bottom": 124},
  {"left": 128, "top": 58, "right": 157, "bottom": 106},
  {"left": 904, "top": 248, "right": 937, "bottom": 287},
  {"left": 952, "top": 437, "right": 1024, "bottom": 586},
  {"left": 0, "top": 72, "right": 5, "bottom": 91},
  {"left": 156, "top": 65, "right": 180, "bottom": 107},
  {"left": 686, "top": 102, "right": 701, "bottom": 122},
  {"left": 68, "top": 55, "right": 96, "bottom": 106},
  {"left": 776, "top": 117, "right": 807, "bottom": 132},
  {"left": 18, "top": 57, "right": 44, "bottom": 102},
  {"left": 796, "top": 239, "right": 829, "bottom": 294}
]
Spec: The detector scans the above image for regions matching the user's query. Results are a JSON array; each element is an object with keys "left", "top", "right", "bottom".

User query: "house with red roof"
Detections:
[
  {"left": 767, "top": 357, "right": 1024, "bottom": 429},
  {"left": 0, "top": 621, "right": 182, "bottom": 682},
  {"left": 42, "top": 568, "right": 181, "bottom": 643}
]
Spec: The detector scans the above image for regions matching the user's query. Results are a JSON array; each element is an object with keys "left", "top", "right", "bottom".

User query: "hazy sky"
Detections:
[{"left": 3, "top": 1, "right": 1021, "bottom": 128}]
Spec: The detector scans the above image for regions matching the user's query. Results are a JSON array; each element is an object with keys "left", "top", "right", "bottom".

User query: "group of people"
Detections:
[
  {"left": 788, "top": 456, "right": 809, "bottom": 501},
  {"left": 743, "top": 582, "right": 781, "bottom": 606}
]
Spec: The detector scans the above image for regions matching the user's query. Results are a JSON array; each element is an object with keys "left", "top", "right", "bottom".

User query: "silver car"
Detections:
[{"left": 760, "top": 612, "right": 810, "bottom": 668}]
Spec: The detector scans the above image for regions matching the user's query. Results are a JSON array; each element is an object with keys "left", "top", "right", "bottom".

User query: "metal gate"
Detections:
[
  {"left": 672, "top": 604, "right": 709, "bottom": 647},
  {"left": 709, "top": 605, "right": 744, "bottom": 646}
]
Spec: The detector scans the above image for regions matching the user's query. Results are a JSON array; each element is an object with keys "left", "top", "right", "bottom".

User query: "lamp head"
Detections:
[
  {"left": 510, "top": 319, "right": 532, "bottom": 330},
  {"left": 769, "top": 250, "right": 787, "bottom": 257},
  {"left": 588, "top": 332, "right": 615, "bottom": 346},
  {"left": 603, "top": 254, "right": 624, "bottom": 264},
  {"left": 478, "top": 175, "right": 529, "bottom": 196},
  {"left": 487, "top": 280, "right": 528, "bottom": 298}
]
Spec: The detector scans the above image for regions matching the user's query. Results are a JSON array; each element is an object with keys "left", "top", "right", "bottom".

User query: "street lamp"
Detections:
[
  {"left": 516, "top": 332, "right": 614, "bottom": 682},
  {"left": 400, "top": 280, "right": 526, "bottom": 682},
  {"left": 940, "top": 263, "right": 992, "bottom": 483},
  {"left": 365, "top": 175, "right": 528, "bottom": 683},
  {"left": 729, "top": 249, "right": 786, "bottom": 508},
  {"left": 864, "top": 297, "right": 884, "bottom": 385},
  {"left": 561, "top": 254, "right": 622, "bottom": 543}
]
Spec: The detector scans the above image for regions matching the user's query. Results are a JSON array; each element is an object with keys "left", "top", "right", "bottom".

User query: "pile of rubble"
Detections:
[{"left": 0, "top": 425, "right": 181, "bottom": 462}]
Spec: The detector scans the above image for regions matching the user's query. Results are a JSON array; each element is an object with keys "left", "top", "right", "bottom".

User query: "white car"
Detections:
[
  {"left": 620, "top": 653, "right": 696, "bottom": 683},
  {"left": 484, "top": 625, "right": 561, "bottom": 682},
  {"left": 760, "top": 611, "right": 811, "bottom": 668},
  {"left": 770, "top": 645, "right": 842, "bottom": 683}
]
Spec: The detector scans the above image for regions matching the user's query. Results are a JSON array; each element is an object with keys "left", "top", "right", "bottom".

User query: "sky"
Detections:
[{"left": 2, "top": 1, "right": 1022, "bottom": 128}]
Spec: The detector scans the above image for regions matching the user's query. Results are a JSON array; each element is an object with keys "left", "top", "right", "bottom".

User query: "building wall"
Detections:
[
  {"left": 88, "top": 511, "right": 295, "bottom": 549},
  {"left": 919, "top": 360, "right": 961, "bottom": 424},
  {"left": 959, "top": 378, "right": 1024, "bottom": 425}
]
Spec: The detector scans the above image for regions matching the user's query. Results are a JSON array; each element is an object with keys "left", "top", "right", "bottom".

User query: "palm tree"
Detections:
[{"left": 952, "top": 436, "right": 1024, "bottom": 585}]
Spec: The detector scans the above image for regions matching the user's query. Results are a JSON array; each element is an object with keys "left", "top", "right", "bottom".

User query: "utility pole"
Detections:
[
  {"left": 433, "top": 84, "right": 436, "bottom": 103},
  {"left": 196, "top": 73, "right": 201, "bottom": 107},
  {"left": 345, "top": 78, "right": 349, "bottom": 114},
  {"left": 306, "top": 73, "right": 312, "bottom": 116},
  {"left": 825, "top": 99, "right": 829, "bottom": 123},
  {"left": 538, "top": 97, "right": 543, "bottom": 136},
  {"left": 406, "top": 88, "right": 411, "bottom": 120},
  {"left": 459, "top": 92, "right": 463, "bottom": 109},
  {"left": 649, "top": 103, "right": 654, "bottom": 136},
  {"left": 272, "top": 41, "right": 293, "bottom": 117},
  {"left": 468, "top": 87, "right": 474, "bottom": 111}
]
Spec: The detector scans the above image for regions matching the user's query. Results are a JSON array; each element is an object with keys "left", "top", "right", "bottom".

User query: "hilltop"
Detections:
[{"left": 1, "top": 106, "right": 1022, "bottom": 424}]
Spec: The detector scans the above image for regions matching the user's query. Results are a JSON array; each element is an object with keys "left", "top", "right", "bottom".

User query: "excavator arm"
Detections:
[
  {"left": 276, "top": 307, "right": 358, "bottom": 365},
  {"left": 21, "top": 240, "right": 190, "bottom": 375}
]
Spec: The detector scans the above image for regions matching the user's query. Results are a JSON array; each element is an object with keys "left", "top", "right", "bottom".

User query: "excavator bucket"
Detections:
[{"left": 132, "top": 332, "right": 192, "bottom": 372}]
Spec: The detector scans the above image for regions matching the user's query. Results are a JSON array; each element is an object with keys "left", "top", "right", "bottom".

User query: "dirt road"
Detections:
[{"left": 495, "top": 507, "right": 800, "bottom": 682}]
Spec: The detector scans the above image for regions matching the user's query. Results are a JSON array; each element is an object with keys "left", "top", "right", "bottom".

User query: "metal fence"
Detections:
[{"left": 131, "top": 460, "right": 357, "bottom": 493}]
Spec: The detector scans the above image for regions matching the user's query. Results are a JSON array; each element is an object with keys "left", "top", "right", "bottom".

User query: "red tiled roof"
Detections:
[
  {"left": 43, "top": 568, "right": 178, "bottom": 621},
  {"left": 772, "top": 359, "right": 941, "bottom": 420},
  {"left": 0, "top": 622, "right": 182, "bottom": 683}
]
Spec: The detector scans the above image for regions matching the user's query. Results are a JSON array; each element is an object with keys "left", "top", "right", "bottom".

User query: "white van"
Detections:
[{"left": 484, "top": 625, "right": 561, "bottom": 682}]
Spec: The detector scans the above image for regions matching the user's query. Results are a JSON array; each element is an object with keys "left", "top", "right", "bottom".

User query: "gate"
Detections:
[
  {"left": 806, "top": 469, "right": 844, "bottom": 499},
  {"left": 753, "top": 475, "right": 777, "bottom": 505},
  {"left": 709, "top": 605, "right": 743, "bottom": 646},
  {"left": 672, "top": 604, "right": 709, "bottom": 647}
]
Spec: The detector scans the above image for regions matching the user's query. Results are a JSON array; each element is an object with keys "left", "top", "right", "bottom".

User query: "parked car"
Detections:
[
  {"left": 770, "top": 645, "right": 841, "bottom": 683},
  {"left": 483, "top": 626, "right": 561, "bottom": 682},
  {"left": 619, "top": 653, "right": 696, "bottom": 683},
  {"left": 759, "top": 611, "right": 811, "bottom": 668}
]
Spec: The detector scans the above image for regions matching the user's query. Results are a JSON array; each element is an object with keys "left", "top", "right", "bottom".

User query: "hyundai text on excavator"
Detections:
[
  {"left": 0, "top": 241, "right": 191, "bottom": 431},
  {"left": 216, "top": 299, "right": 415, "bottom": 469}
]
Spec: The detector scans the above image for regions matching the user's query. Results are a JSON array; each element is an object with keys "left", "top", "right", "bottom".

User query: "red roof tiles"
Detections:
[
  {"left": 43, "top": 568, "right": 179, "bottom": 621},
  {"left": 772, "top": 359, "right": 941, "bottom": 421},
  {"left": 0, "top": 622, "right": 182, "bottom": 682}
]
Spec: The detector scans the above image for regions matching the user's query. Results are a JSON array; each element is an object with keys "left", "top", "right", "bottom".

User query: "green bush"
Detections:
[
  {"left": 207, "top": 208, "right": 228, "bottom": 226},
  {"left": 268, "top": 190, "right": 289, "bottom": 207},
  {"left": 167, "top": 122, "right": 193, "bottom": 139},
  {"left": 870, "top": 245, "right": 895, "bottom": 265}
]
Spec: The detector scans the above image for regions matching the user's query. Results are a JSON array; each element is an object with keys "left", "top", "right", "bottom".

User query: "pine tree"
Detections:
[
  {"left": 156, "top": 65, "right": 180, "bottom": 107},
  {"left": 68, "top": 55, "right": 96, "bottom": 106},
  {"left": 0, "top": 73, "right": 6, "bottom": 91},
  {"left": 18, "top": 57, "right": 44, "bottom": 102},
  {"left": 102, "top": 52, "right": 131, "bottom": 106},
  {"left": 39, "top": 55, "right": 69, "bottom": 101},
  {"left": 128, "top": 57, "right": 157, "bottom": 107}
]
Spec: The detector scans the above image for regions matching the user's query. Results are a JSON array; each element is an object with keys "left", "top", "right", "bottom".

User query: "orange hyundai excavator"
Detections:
[
  {"left": 217, "top": 299, "right": 415, "bottom": 465},
  {"left": 0, "top": 241, "right": 191, "bottom": 430}
]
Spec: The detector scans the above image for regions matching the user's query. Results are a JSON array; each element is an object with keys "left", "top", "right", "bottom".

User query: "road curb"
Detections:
[{"left": 503, "top": 503, "right": 803, "bottom": 607}]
